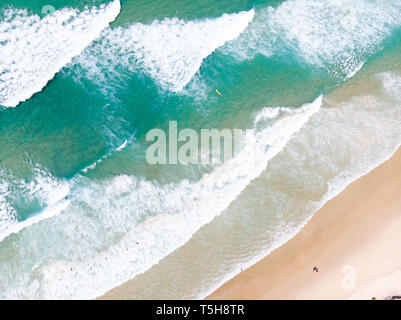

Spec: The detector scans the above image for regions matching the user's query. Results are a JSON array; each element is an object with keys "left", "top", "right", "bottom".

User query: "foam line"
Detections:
[
  {"left": 72, "top": 9, "right": 255, "bottom": 92},
  {"left": 223, "top": 0, "right": 401, "bottom": 78},
  {"left": 0, "top": 0, "right": 121, "bottom": 107}
]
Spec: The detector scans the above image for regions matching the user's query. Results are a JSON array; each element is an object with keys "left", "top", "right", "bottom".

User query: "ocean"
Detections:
[{"left": 0, "top": 0, "right": 401, "bottom": 299}]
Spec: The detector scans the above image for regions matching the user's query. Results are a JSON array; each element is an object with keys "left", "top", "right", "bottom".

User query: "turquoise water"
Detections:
[{"left": 0, "top": 0, "right": 401, "bottom": 298}]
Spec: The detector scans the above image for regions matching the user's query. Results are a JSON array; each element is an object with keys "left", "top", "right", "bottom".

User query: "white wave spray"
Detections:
[
  {"left": 0, "top": 0, "right": 121, "bottom": 107},
  {"left": 71, "top": 9, "right": 255, "bottom": 92}
]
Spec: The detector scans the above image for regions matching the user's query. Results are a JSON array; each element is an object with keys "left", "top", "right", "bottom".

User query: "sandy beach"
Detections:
[{"left": 207, "top": 148, "right": 401, "bottom": 300}]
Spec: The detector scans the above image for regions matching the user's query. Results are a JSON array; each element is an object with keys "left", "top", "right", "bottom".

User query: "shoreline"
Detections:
[{"left": 207, "top": 147, "right": 401, "bottom": 300}]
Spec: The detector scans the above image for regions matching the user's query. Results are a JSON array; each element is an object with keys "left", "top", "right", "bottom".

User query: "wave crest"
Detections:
[{"left": 0, "top": 0, "right": 121, "bottom": 107}]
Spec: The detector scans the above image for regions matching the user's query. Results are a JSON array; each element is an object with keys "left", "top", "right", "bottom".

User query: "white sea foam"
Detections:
[
  {"left": 81, "top": 139, "right": 130, "bottom": 173},
  {"left": 346, "top": 61, "right": 365, "bottom": 80},
  {"left": 0, "top": 180, "right": 18, "bottom": 234},
  {"left": 115, "top": 140, "right": 127, "bottom": 151},
  {"left": 380, "top": 72, "right": 401, "bottom": 100},
  {"left": 0, "top": 200, "right": 69, "bottom": 243},
  {"left": 72, "top": 10, "right": 254, "bottom": 92},
  {"left": 0, "top": 168, "right": 70, "bottom": 242},
  {"left": 0, "top": 96, "right": 321, "bottom": 299},
  {"left": 0, "top": 0, "right": 121, "bottom": 107},
  {"left": 223, "top": 0, "right": 401, "bottom": 78}
]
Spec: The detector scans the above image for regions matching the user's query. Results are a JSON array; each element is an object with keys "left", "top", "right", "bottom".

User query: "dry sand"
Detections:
[{"left": 208, "top": 148, "right": 401, "bottom": 300}]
